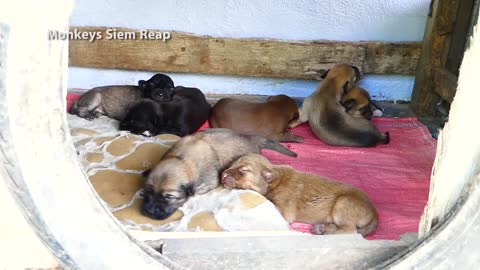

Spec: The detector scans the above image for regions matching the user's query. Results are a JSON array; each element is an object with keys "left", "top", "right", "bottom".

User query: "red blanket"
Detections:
[
  {"left": 199, "top": 118, "right": 435, "bottom": 240},
  {"left": 68, "top": 93, "right": 435, "bottom": 239}
]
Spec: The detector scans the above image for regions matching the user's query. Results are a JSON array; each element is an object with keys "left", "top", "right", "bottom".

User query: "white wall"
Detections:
[{"left": 68, "top": 0, "right": 430, "bottom": 100}]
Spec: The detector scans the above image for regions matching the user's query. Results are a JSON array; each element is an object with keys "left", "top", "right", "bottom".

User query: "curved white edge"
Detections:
[
  {"left": 380, "top": 175, "right": 480, "bottom": 269},
  {"left": 1, "top": 1, "right": 480, "bottom": 270},
  {"left": 381, "top": 9, "right": 480, "bottom": 270},
  {"left": 0, "top": 1, "right": 182, "bottom": 269}
]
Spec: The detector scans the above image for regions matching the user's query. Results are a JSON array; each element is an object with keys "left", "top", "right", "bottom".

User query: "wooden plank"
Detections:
[
  {"left": 68, "top": 27, "right": 421, "bottom": 79},
  {"left": 430, "top": 0, "right": 461, "bottom": 68},
  {"left": 364, "top": 42, "right": 422, "bottom": 75},
  {"left": 410, "top": 0, "right": 461, "bottom": 116},
  {"left": 432, "top": 68, "right": 458, "bottom": 103},
  {"left": 445, "top": 0, "right": 476, "bottom": 75}
]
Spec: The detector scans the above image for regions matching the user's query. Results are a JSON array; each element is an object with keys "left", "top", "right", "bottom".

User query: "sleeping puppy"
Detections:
[
  {"left": 142, "top": 128, "right": 297, "bottom": 220},
  {"left": 69, "top": 85, "right": 143, "bottom": 121},
  {"left": 69, "top": 74, "right": 174, "bottom": 121},
  {"left": 138, "top": 73, "right": 175, "bottom": 102},
  {"left": 118, "top": 99, "right": 161, "bottom": 137},
  {"left": 221, "top": 154, "right": 378, "bottom": 236},
  {"left": 341, "top": 86, "right": 383, "bottom": 120},
  {"left": 209, "top": 95, "right": 303, "bottom": 142},
  {"left": 119, "top": 86, "right": 211, "bottom": 137},
  {"left": 290, "top": 64, "right": 389, "bottom": 147}
]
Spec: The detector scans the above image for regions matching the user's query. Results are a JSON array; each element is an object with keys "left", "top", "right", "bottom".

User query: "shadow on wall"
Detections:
[{"left": 68, "top": 67, "right": 415, "bottom": 101}]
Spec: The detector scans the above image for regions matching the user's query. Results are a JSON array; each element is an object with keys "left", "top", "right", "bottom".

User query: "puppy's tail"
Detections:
[{"left": 254, "top": 136, "right": 297, "bottom": 157}]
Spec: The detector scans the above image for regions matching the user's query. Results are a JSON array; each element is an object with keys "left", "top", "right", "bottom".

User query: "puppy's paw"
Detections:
[
  {"left": 373, "top": 109, "right": 383, "bottom": 117},
  {"left": 142, "top": 130, "right": 153, "bottom": 137},
  {"left": 311, "top": 223, "right": 326, "bottom": 235}
]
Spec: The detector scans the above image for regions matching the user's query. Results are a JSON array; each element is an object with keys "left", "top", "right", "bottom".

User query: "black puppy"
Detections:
[
  {"left": 138, "top": 73, "right": 175, "bottom": 102},
  {"left": 119, "top": 99, "right": 161, "bottom": 137},
  {"left": 119, "top": 87, "right": 211, "bottom": 137}
]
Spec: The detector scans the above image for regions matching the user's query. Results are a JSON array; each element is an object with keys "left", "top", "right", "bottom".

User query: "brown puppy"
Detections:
[
  {"left": 341, "top": 86, "right": 383, "bottom": 120},
  {"left": 221, "top": 154, "right": 378, "bottom": 236},
  {"left": 209, "top": 95, "right": 303, "bottom": 142},
  {"left": 290, "top": 64, "right": 389, "bottom": 147},
  {"left": 143, "top": 128, "right": 297, "bottom": 220}
]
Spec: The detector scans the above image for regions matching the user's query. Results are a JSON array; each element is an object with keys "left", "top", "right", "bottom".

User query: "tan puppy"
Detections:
[
  {"left": 209, "top": 95, "right": 303, "bottom": 142},
  {"left": 142, "top": 129, "right": 297, "bottom": 220},
  {"left": 341, "top": 86, "right": 383, "bottom": 120},
  {"left": 290, "top": 64, "right": 389, "bottom": 147},
  {"left": 221, "top": 154, "right": 378, "bottom": 236}
]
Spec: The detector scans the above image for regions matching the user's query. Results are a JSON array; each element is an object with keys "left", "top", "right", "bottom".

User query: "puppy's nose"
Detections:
[
  {"left": 142, "top": 201, "right": 164, "bottom": 218},
  {"left": 221, "top": 172, "right": 236, "bottom": 185}
]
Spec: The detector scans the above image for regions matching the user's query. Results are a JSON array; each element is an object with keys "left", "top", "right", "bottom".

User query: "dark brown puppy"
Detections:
[
  {"left": 209, "top": 95, "right": 303, "bottom": 142},
  {"left": 341, "top": 86, "right": 383, "bottom": 120},
  {"left": 221, "top": 154, "right": 378, "bottom": 236},
  {"left": 290, "top": 64, "right": 389, "bottom": 147},
  {"left": 142, "top": 128, "right": 297, "bottom": 220}
]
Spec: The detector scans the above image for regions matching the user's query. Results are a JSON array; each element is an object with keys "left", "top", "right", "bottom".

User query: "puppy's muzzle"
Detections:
[
  {"left": 142, "top": 192, "right": 177, "bottom": 220},
  {"left": 221, "top": 171, "right": 237, "bottom": 189}
]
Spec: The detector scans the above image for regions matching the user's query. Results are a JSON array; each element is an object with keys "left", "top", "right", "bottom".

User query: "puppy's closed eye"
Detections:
[
  {"left": 239, "top": 166, "right": 251, "bottom": 173},
  {"left": 163, "top": 194, "right": 178, "bottom": 200}
]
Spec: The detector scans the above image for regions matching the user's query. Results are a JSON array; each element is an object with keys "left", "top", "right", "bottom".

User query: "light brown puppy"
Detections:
[
  {"left": 290, "top": 64, "right": 389, "bottom": 147},
  {"left": 142, "top": 128, "right": 297, "bottom": 220},
  {"left": 209, "top": 95, "right": 303, "bottom": 142},
  {"left": 221, "top": 154, "right": 378, "bottom": 236},
  {"left": 341, "top": 86, "right": 383, "bottom": 120}
]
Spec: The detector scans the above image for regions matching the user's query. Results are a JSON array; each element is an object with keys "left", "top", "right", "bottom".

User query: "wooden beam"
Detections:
[
  {"left": 432, "top": 68, "right": 457, "bottom": 103},
  {"left": 68, "top": 27, "right": 421, "bottom": 80},
  {"left": 410, "top": 0, "right": 460, "bottom": 116},
  {"left": 364, "top": 42, "right": 422, "bottom": 75}
]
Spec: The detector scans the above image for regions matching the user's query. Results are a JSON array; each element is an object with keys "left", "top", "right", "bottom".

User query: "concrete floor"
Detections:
[{"left": 373, "top": 101, "right": 445, "bottom": 139}]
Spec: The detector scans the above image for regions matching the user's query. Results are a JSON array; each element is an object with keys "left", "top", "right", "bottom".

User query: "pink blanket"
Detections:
[{"left": 67, "top": 94, "right": 436, "bottom": 240}]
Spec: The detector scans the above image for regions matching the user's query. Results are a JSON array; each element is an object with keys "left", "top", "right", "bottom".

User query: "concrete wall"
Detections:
[{"left": 68, "top": 0, "right": 430, "bottom": 101}]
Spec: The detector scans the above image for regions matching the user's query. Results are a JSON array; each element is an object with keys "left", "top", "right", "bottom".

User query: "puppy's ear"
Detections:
[
  {"left": 262, "top": 170, "right": 273, "bottom": 183},
  {"left": 341, "top": 99, "right": 356, "bottom": 111},
  {"left": 141, "top": 169, "right": 151, "bottom": 178},
  {"left": 342, "top": 81, "right": 350, "bottom": 94},
  {"left": 359, "top": 105, "right": 373, "bottom": 117},
  {"left": 138, "top": 80, "right": 146, "bottom": 89},
  {"left": 320, "top": 69, "right": 330, "bottom": 80},
  {"left": 350, "top": 65, "right": 361, "bottom": 82}
]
